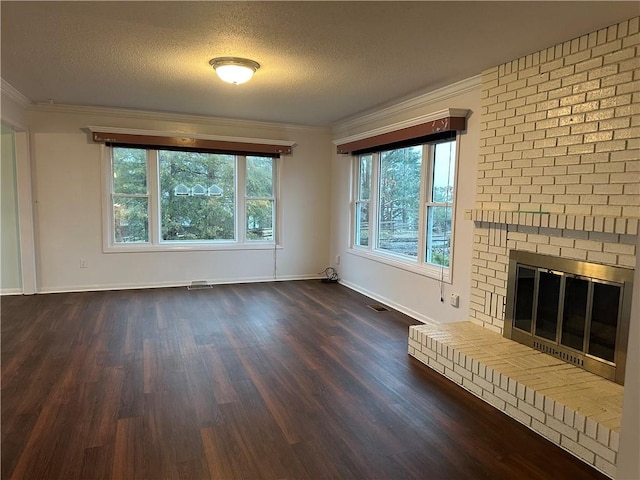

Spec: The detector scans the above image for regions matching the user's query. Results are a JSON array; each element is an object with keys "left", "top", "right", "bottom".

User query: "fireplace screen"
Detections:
[{"left": 504, "top": 250, "right": 633, "bottom": 385}]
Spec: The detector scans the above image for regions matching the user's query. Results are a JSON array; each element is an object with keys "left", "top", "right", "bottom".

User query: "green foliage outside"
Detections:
[
  {"left": 113, "top": 148, "right": 149, "bottom": 243},
  {"left": 159, "top": 150, "right": 235, "bottom": 241},
  {"left": 245, "top": 157, "right": 274, "bottom": 241}
]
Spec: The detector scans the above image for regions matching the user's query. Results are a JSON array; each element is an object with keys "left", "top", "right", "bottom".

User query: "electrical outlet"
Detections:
[
  {"left": 80, "top": 259, "right": 88, "bottom": 269},
  {"left": 450, "top": 293, "right": 459, "bottom": 308}
]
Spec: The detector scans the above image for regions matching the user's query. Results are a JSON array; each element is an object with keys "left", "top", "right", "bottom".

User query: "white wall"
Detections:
[
  {"left": 1, "top": 125, "right": 22, "bottom": 293},
  {"left": 27, "top": 106, "right": 332, "bottom": 292},
  {"left": 330, "top": 79, "right": 481, "bottom": 323}
]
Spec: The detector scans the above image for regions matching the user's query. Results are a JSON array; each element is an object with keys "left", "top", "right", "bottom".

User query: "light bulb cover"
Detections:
[{"left": 209, "top": 57, "right": 260, "bottom": 85}]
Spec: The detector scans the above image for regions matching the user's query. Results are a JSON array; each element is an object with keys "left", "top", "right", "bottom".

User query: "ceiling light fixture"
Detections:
[{"left": 209, "top": 57, "right": 260, "bottom": 85}]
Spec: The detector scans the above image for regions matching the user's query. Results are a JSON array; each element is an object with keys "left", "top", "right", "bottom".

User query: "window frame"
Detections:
[
  {"left": 350, "top": 134, "right": 459, "bottom": 282},
  {"left": 101, "top": 145, "right": 281, "bottom": 253},
  {"left": 354, "top": 154, "right": 372, "bottom": 248}
]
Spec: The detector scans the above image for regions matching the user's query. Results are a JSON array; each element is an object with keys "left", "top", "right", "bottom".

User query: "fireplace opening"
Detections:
[{"left": 504, "top": 250, "right": 633, "bottom": 385}]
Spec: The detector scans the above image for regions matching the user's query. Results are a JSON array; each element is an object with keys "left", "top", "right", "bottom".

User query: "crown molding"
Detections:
[
  {"left": 31, "top": 103, "right": 331, "bottom": 134},
  {"left": 332, "top": 75, "right": 481, "bottom": 136},
  {"left": 1, "top": 79, "right": 32, "bottom": 108}
]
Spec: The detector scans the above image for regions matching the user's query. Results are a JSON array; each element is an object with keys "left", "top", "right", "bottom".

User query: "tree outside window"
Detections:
[
  {"left": 246, "top": 156, "right": 275, "bottom": 241},
  {"left": 112, "top": 147, "right": 148, "bottom": 243},
  {"left": 158, "top": 151, "right": 235, "bottom": 241},
  {"left": 377, "top": 146, "right": 422, "bottom": 257}
]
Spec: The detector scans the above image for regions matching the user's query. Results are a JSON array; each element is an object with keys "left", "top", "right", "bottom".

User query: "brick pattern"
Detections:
[
  {"left": 470, "top": 17, "right": 640, "bottom": 333},
  {"left": 477, "top": 16, "right": 640, "bottom": 217},
  {"left": 409, "top": 322, "right": 623, "bottom": 479},
  {"left": 467, "top": 209, "right": 639, "bottom": 235}
]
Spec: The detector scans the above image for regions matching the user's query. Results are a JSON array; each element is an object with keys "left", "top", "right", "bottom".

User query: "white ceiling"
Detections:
[{"left": 2, "top": 1, "right": 638, "bottom": 127}]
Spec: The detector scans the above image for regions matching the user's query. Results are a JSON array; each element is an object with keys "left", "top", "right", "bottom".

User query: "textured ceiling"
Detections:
[{"left": 1, "top": 1, "right": 638, "bottom": 127}]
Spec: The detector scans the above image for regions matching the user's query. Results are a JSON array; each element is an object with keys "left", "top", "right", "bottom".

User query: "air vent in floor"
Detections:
[
  {"left": 368, "top": 304, "right": 389, "bottom": 312},
  {"left": 187, "top": 281, "right": 213, "bottom": 290}
]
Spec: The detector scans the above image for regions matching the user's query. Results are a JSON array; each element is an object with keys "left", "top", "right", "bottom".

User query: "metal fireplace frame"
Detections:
[{"left": 504, "top": 250, "right": 634, "bottom": 385}]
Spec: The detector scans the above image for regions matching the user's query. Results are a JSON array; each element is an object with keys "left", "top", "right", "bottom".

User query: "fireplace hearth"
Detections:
[{"left": 504, "top": 250, "right": 634, "bottom": 385}]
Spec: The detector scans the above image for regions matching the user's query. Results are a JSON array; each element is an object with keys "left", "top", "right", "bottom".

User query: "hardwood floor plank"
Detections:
[
  {"left": 80, "top": 445, "right": 112, "bottom": 480},
  {"left": 111, "top": 417, "right": 141, "bottom": 480},
  {"left": 1, "top": 281, "right": 608, "bottom": 479}
]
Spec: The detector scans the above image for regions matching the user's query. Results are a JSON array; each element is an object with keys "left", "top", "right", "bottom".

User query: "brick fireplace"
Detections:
[{"left": 409, "top": 16, "right": 639, "bottom": 478}]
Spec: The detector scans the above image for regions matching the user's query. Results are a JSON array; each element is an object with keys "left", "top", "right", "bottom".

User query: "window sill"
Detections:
[
  {"left": 103, "top": 242, "right": 281, "bottom": 254},
  {"left": 348, "top": 248, "right": 451, "bottom": 283}
]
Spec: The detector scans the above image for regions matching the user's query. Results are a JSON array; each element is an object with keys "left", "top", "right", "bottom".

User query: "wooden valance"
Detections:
[
  {"left": 89, "top": 127, "right": 294, "bottom": 157},
  {"left": 335, "top": 109, "right": 468, "bottom": 155}
]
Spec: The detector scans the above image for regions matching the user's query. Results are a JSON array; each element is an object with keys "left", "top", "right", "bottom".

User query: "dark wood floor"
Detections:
[{"left": 1, "top": 281, "right": 606, "bottom": 480}]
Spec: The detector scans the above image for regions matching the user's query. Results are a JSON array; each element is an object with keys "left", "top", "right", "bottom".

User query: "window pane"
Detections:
[
  {"left": 359, "top": 155, "right": 372, "bottom": 200},
  {"left": 246, "top": 156, "right": 273, "bottom": 197},
  {"left": 426, "top": 206, "right": 452, "bottom": 266},
  {"left": 113, "top": 196, "right": 148, "bottom": 243},
  {"left": 377, "top": 146, "right": 422, "bottom": 257},
  {"left": 355, "top": 201, "right": 369, "bottom": 247},
  {"left": 113, "top": 147, "right": 147, "bottom": 194},
  {"left": 432, "top": 141, "right": 455, "bottom": 203},
  {"left": 159, "top": 151, "right": 235, "bottom": 241},
  {"left": 246, "top": 199, "right": 274, "bottom": 241}
]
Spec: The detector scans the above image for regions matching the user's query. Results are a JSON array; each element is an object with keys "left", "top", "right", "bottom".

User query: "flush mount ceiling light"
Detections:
[{"left": 209, "top": 57, "right": 260, "bottom": 85}]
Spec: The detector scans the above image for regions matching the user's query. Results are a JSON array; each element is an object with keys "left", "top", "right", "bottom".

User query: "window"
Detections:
[
  {"left": 426, "top": 141, "right": 456, "bottom": 267},
  {"left": 352, "top": 138, "right": 457, "bottom": 280},
  {"left": 355, "top": 154, "right": 371, "bottom": 247},
  {"left": 112, "top": 147, "right": 149, "bottom": 243},
  {"left": 245, "top": 156, "right": 275, "bottom": 241},
  {"left": 106, "top": 147, "right": 277, "bottom": 250},
  {"left": 158, "top": 151, "right": 236, "bottom": 241},
  {"left": 378, "top": 145, "right": 422, "bottom": 257}
]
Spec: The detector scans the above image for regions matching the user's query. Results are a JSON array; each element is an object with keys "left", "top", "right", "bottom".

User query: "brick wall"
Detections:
[{"left": 469, "top": 17, "right": 640, "bottom": 333}]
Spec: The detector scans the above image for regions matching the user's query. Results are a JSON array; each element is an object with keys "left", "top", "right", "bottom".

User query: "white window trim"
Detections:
[
  {"left": 101, "top": 145, "right": 281, "bottom": 253},
  {"left": 349, "top": 135, "right": 459, "bottom": 283}
]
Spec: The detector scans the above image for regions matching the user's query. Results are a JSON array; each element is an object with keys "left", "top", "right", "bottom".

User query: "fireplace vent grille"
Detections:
[{"left": 532, "top": 341, "right": 584, "bottom": 367}]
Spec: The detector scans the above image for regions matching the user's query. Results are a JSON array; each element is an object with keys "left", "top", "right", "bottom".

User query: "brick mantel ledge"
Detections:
[{"left": 465, "top": 209, "right": 639, "bottom": 236}]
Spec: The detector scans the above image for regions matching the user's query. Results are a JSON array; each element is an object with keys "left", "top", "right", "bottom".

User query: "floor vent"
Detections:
[
  {"left": 187, "top": 281, "right": 213, "bottom": 290},
  {"left": 368, "top": 304, "right": 389, "bottom": 312}
]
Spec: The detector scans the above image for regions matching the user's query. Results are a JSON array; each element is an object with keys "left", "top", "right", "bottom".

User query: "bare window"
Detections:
[{"left": 353, "top": 138, "right": 458, "bottom": 279}]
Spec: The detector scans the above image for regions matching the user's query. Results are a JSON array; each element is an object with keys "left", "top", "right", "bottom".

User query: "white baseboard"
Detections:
[
  {"left": 36, "top": 274, "right": 324, "bottom": 294},
  {"left": 1, "top": 288, "right": 24, "bottom": 296},
  {"left": 339, "top": 279, "right": 438, "bottom": 325}
]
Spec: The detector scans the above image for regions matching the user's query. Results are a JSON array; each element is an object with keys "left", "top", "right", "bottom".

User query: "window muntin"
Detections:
[
  {"left": 107, "top": 147, "right": 277, "bottom": 250},
  {"left": 112, "top": 147, "right": 149, "bottom": 243},
  {"left": 353, "top": 138, "right": 457, "bottom": 279}
]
